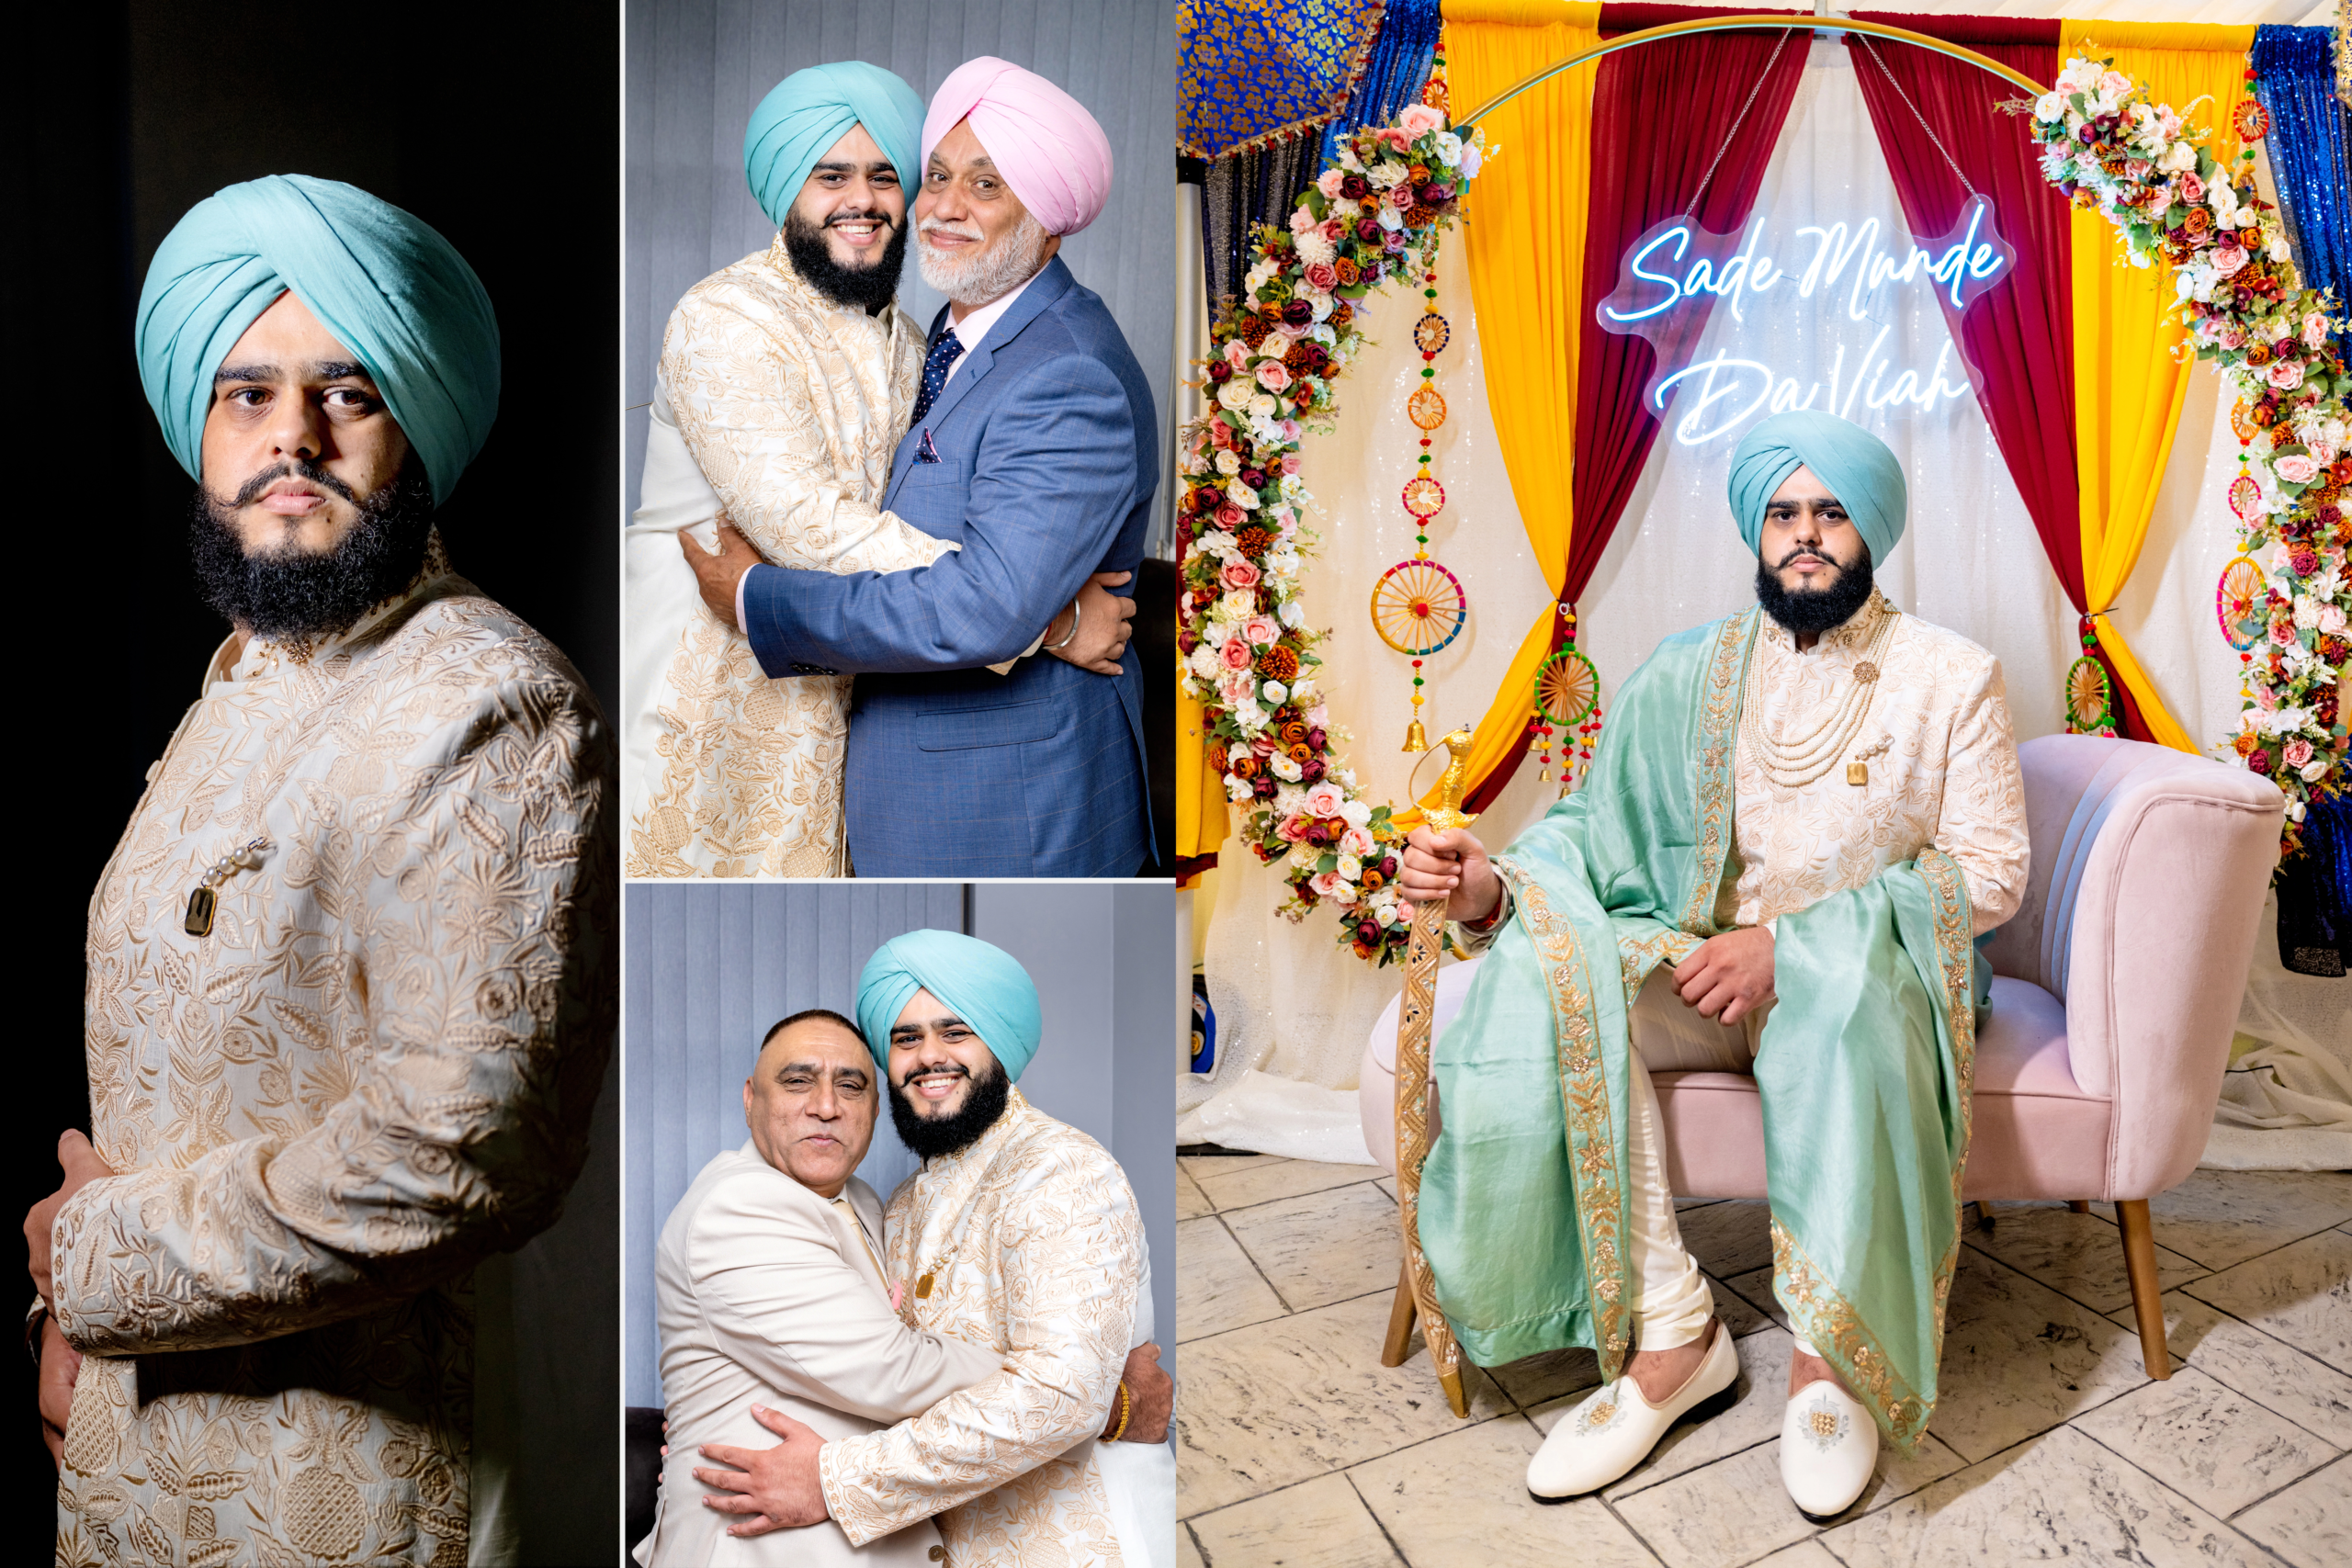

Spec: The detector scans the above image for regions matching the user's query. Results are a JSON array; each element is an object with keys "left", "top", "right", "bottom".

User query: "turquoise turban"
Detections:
[
  {"left": 856, "top": 930, "right": 1043, "bottom": 1084},
  {"left": 1726, "top": 412, "right": 1908, "bottom": 568},
  {"left": 743, "top": 62, "right": 925, "bottom": 231},
  {"left": 135, "top": 175, "right": 500, "bottom": 508}
]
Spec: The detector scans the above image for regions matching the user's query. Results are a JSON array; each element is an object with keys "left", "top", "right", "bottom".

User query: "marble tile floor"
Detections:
[{"left": 1175, "top": 1157, "right": 2352, "bottom": 1568}]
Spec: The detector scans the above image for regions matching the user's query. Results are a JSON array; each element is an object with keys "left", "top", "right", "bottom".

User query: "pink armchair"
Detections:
[{"left": 1360, "top": 735, "right": 2285, "bottom": 1388}]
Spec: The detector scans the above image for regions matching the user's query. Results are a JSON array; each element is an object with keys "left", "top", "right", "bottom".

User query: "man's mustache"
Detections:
[
  {"left": 827, "top": 209, "right": 897, "bottom": 231},
  {"left": 919, "top": 217, "right": 985, "bottom": 243},
  {"left": 896, "top": 1062, "right": 971, "bottom": 1089},
  {"left": 1776, "top": 547, "right": 1839, "bottom": 571},
  {"left": 230, "top": 459, "right": 358, "bottom": 510}
]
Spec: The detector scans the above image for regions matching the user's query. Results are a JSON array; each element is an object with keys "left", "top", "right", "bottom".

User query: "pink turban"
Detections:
[{"left": 921, "top": 57, "right": 1113, "bottom": 236}]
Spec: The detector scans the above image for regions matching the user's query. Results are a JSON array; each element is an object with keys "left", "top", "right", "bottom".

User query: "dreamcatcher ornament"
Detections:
[
  {"left": 2064, "top": 619, "right": 2119, "bottom": 739},
  {"left": 1530, "top": 604, "right": 1602, "bottom": 790},
  {"left": 1384, "top": 258, "right": 1467, "bottom": 752},
  {"left": 2029, "top": 51, "right": 2352, "bottom": 857}
]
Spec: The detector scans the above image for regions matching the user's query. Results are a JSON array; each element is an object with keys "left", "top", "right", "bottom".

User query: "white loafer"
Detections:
[
  {"left": 1779, "top": 1375, "right": 1878, "bottom": 1519},
  {"left": 1526, "top": 1320, "right": 1740, "bottom": 1501}
]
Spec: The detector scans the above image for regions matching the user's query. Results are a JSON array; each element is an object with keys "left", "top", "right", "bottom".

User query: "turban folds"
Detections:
[
  {"left": 1726, "top": 412, "right": 1908, "bottom": 568},
  {"left": 135, "top": 175, "right": 500, "bottom": 507},
  {"left": 922, "top": 57, "right": 1113, "bottom": 236},
  {"left": 856, "top": 930, "right": 1043, "bottom": 1083},
  {"left": 743, "top": 62, "right": 925, "bottom": 232}
]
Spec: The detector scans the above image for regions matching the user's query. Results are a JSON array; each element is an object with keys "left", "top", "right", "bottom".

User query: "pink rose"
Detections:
[
  {"left": 1321, "top": 218, "right": 1346, "bottom": 243},
  {"left": 1388, "top": 183, "right": 1416, "bottom": 210},
  {"left": 1216, "top": 667, "right": 1255, "bottom": 705},
  {"left": 2274, "top": 454, "right": 2320, "bottom": 483},
  {"left": 1340, "top": 826, "right": 1375, "bottom": 856},
  {"left": 1308, "top": 870, "right": 1354, "bottom": 903},
  {"left": 1304, "top": 781, "right": 1345, "bottom": 817},
  {"left": 1304, "top": 262, "right": 1340, "bottom": 292},
  {"left": 1257, "top": 361, "right": 1292, "bottom": 391},
  {"left": 1243, "top": 615, "right": 1280, "bottom": 646},
  {"left": 1215, "top": 502, "right": 1244, "bottom": 529},
  {"left": 1218, "top": 637, "right": 1254, "bottom": 671},
  {"left": 2212, "top": 244, "right": 2249, "bottom": 276},
  {"left": 2270, "top": 619, "right": 2296, "bottom": 648},
  {"left": 2219, "top": 326, "right": 2246, "bottom": 350},
  {"left": 1317, "top": 168, "right": 1344, "bottom": 200},
  {"left": 2267, "top": 360, "right": 2306, "bottom": 392},
  {"left": 1222, "top": 560, "right": 1261, "bottom": 591},
  {"left": 1306, "top": 704, "right": 1329, "bottom": 728},
  {"left": 1225, "top": 338, "right": 1252, "bottom": 370},
  {"left": 1276, "top": 814, "right": 1310, "bottom": 843},
  {"left": 2285, "top": 739, "right": 2315, "bottom": 767},
  {"left": 1288, "top": 205, "right": 1317, "bottom": 235},
  {"left": 1378, "top": 126, "right": 1416, "bottom": 152},
  {"left": 1280, "top": 452, "right": 1302, "bottom": 475},
  {"left": 2177, "top": 174, "right": 2204, "bottom": 203},
  {"left": 1397, "top": 103, "right": 1445, "bottom": 137},
  {"left": 2304, "top": 313, "right": 2331, "bottom": 348}
]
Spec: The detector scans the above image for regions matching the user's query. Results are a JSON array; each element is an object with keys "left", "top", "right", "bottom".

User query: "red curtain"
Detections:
[
  {"left": 1469, "top": 8, "right": 1809, "bottom": 809},
  {"left": 1844, "top": 16, "right": 2150, "bottom": 739}
]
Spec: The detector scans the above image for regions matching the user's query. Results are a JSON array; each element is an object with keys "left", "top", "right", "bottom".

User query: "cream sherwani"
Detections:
[
  {"left": 1464, "top": 590, "right": 2027, "bottom": 1345},
  {"left": 622, "top": 237, "right": 961, "bottom": 878},
  {"left": 820, "top": 1089, "right": 1173, "bottom": 1568},
  {"left": 635, "top": 1144, "right": 1004, "bottom": 1567},
  {"left": 51, "top": 538, "right": 613, "bottom": 1567}
]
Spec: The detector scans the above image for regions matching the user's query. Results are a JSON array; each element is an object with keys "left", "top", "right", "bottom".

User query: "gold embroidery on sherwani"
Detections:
[
  {"left": 1769, "top": 846, "right": 1977, "bottom": 1455},
  {"left": 1493, "top": 861, "right": 1633, "bottom": 1377},
  {"left": 1715, "top": 590, "right": 2027, "bottom": 938},
  {"left": 1616, "top": 926, "right": 1705, "bottom": 1008},
  {"left": 628, "top": 237, "right": 955, "bottom": 878},
  {"left": 816, "top": 1089, "right": 1138, "bottom": 1563},
  {"left": 1683, "top": 611, "right": 1760, "bottom": 937},
  {"left": 52, "top": 539, "right": 612, "bottom": 1566}
]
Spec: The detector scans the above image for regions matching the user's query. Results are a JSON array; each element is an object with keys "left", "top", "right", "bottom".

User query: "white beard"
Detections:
[{"left": 919, "top": 211, "right": 1053, "bottom": 306}]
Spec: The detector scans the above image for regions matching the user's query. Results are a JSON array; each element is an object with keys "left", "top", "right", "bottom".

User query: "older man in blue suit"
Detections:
[{"left": 686, "top": 58, "right": 1154, "bottom": 878}]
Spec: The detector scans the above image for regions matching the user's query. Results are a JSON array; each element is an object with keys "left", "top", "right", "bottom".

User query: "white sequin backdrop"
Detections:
[{"left": 1182, "top": 45, "right": 2294, "bottom": 1162}]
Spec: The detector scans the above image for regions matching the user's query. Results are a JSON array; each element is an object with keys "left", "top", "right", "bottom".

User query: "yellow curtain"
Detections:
[
  {"left": 1174, "top": 682, "right": 1229, "bottom": 883},
  {"left": 2064, "top": 19, "right": 2255, "bottom": 753},
  {"left": 1408, "top": 0, "right": 1602, "bottom": 818}
]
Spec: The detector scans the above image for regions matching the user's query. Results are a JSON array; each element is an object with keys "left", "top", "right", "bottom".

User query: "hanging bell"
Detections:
[{"left": 1403, "top": 717, "right": 1429, "bottom": 753}]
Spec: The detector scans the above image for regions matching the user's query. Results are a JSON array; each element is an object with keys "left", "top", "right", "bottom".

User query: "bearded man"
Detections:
[
  {"left": 684, "top": 59, "right": 1158, "bottom": 878},
  {"left": 628, "top": 61, "right": 1132, "bottom": 878},
  {"left": 688, "top": 931, "right": 1174, "bottom": 1566},
  {"left": 1398, "top": 412, "right": 2026, "bottom": 1520},
  {"left": 27, "top": 175, "right": 611, "bottom": 1565}
]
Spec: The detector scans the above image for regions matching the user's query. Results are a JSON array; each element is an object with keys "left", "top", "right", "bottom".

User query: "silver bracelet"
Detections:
[{"left": 1046, "top": 600, "right": 1083, "bottom": 652}]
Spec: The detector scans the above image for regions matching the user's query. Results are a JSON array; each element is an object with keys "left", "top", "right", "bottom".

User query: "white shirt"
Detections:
[{"left": 940, "top": 264, "right": 1045, "bottom": 385}]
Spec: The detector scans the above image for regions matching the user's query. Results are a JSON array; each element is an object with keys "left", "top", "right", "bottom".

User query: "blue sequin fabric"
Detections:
[
  {"left": 1180, "top": 0, "right": 1387, "bottom": 157},
  {"left": 2251, "top": 26, "right": 2349, "bottom": 333}
]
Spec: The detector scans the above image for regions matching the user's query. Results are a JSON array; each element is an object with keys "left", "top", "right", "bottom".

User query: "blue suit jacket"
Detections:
[{"left": 740, "top": 256, "right": 1156, "bottom": 876}]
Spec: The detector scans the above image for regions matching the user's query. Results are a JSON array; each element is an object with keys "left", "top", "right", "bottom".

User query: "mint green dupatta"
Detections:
[{"left": 1416, "top": 608, "right": 1980, "bottom": 1452}]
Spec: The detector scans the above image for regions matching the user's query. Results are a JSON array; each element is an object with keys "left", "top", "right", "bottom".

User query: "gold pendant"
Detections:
[
  {"left": 915, "top": 1272, "right": 934, "bottom": 1299},
  {"left": 1846, "top": 761, "right": 1869, "bottom": 786},
  {"left": 184, "top": 886, "right": 218, "bottom": 937}
]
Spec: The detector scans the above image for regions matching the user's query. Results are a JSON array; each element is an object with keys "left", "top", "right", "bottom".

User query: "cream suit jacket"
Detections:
[{"left": 634, "top": 1144, "right": 1002, "bottom": 1567}]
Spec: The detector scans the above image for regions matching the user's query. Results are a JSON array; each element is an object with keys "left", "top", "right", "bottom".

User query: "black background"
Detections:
[{"left": 16, "top": 3, "right": 619, "bottom": 1556}]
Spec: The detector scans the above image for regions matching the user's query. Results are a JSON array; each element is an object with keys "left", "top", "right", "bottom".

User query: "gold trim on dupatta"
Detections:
[
  {"left": 1680, "top": 610, "right": 1760, "bottom": 936},
  {"left": 1492, "top": 860, "right": 1634, "bottom": 1380},
  {"left": 1771, "top": 846, "right": 1978, "bottom": 1453}
]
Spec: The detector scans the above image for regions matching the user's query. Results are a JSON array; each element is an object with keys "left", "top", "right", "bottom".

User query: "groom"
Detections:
[{"left": 685, "top": 58, "right": 1156, "bottom": 877}]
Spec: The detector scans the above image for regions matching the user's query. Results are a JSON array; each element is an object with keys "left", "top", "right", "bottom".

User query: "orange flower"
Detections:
[
  {"left": 2184, "top": 208, "right": 2211, "bottom": 235},
  {"left": 1331, "top": 301, "right": 1355, "bottom": 328},
  {"left": 1258, "top": 645, "right": 1300, "bottom": 682},
  {"left": 2247, "top": 343, "right": 2274, "bottom": 367},
  {"left": 1280, "top": 720, "right": 1309, "bottom": 747},
  {"left": 1240, "top": 314, "right": 1273, "bottom": 348},
  {"left": 1283, "top": 340, "right": 1315, "bottom": 372},
  {"left": 1334, "top": 257, "right": 1362, "bottom": 286},
  {"left": 1360, "top": 870, "right": 1385, "bottom": 892},
  {"left": 1236, "top": 525, "right": 1275, "bottom": 557},
  {"left": 1230, "top": 755, "right": 1260, "bottom": 780},
  {"left": 1286, "top": 741, "right": 1314, "bottom": 763},
  {"left": 1405, "top": 205, "right": 1436, "bottom": 228},
  {"left": 1408, "top": 164, "right": 1430, "bottom": 184},
  {"left": 2234, "top": 731, "right": 2258, "bottom": 756}
]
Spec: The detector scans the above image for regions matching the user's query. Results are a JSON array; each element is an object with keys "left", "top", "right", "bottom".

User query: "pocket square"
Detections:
[{"left": 915, "top": 428, "right": 942, "bottom": 464}]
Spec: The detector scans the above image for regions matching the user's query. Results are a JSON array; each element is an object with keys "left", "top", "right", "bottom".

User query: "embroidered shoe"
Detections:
[
  {"left": 1779, "top": 1375, "right": 1878, "bottom": 1519},
  {"left": 1525, "top": 1319, "right": 1739, "bottom": 1502}
]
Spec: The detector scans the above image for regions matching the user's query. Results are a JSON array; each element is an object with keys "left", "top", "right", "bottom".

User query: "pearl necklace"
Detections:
[{"left": 1741, "top": 604, "right": 1900, "bottom": 789}]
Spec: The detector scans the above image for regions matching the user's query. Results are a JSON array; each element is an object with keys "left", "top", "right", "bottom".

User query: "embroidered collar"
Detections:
[
  {"left": 1757, "top": 587, "right": 1898, "bottom": 657},
  {"left": 209, "top": 528, "right": 456, "bottom": 687}
]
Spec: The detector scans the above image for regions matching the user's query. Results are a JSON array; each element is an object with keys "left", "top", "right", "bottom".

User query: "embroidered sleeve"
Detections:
[
  {"left": 1449, "top": 885, "right": 1514, "bottom": 953},
  {"left": 1935, "top": 654, "right": 2029, "bottom": 935},
  {"left": 815, "top": 1154, "right": 1143, "bottom": 1547},
  {"left": 51, "top": 654, "right": 614, "bottom": 1354},
  {"left": 660, "top": 279, "right": 955, "bottom": 577}
]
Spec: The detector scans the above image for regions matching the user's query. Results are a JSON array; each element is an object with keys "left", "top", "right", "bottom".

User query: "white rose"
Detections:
[
  {"left": 2320, "top": 604, "right": 2348, "bottom": 635},
  {"left": 1226, "top": 773, "right": 1252, "bottom": 801},
  {"left": 1250, "top": 392, "right": 1277, "bottom": 418},
  {"left": 1279, "top": 599, "right": 1306, "bottom": 627},
  {"left": 1216, "top": 449, "right": 1241, "bottom": 476},
  {"left": 2034, "top": 92, "right": 2064, "bottom": 122},
  {"left": 2269, "top": 233, "right": 2292, "bottom": 264},
  {"left": 1272, "top": 753, "right": 1303, "bottom": 782},
  {"left": 1376, "top": 204, "right": 1405, "bottom": 232},
  {"left": 2159, "top": 141, "right": 2197, "bottom": 173},
  {"left": 1226, "top": 477, "right": 1261, "bottom": 509},
  {"left": 1337, "top": 853, "right": 1363, "bottom": 880},
  {"left": 1310, "top": 294, "right": 1333, "bottom": 322},
  {"left": 1216, "top": 378, "right": 1253, "bottom": 410},
  {"left": 2301, "top": 759, "right": 2331, "bottom": 783},
  {"left": 1288, "top": 674, "right": 1316, "bottom": 702},
  {"left": 1340, "top": 797, "right": 1372, "bottom": 829},
  {"left": 2288, "top": 797, "right": 2308, "bottom": 822},
  {"left": 1219, "top": 589, "right": 1257, "bottom": 620},
  {"left": 1261, "top": 680, "right": 1288, "bottom": 705}
]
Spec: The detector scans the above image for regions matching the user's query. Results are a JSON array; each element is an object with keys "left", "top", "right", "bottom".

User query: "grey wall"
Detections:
[
  {"left": 624, "top": 0, "right": 1177, "bottom": 529},
  {"left": 624, "top": 882, "right": 1177, "bottom": 1408}
]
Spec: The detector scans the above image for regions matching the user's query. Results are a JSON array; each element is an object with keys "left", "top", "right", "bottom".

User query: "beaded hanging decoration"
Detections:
[
  {"left": 1381, "top": 47, "right": 1468, "bottom": 755},
  {"left": 1531, "top": 605, "right": 1603, "bottom": 792},
  {"left": 2064, "top": 614, "right": 2120, "bottom": 738}
]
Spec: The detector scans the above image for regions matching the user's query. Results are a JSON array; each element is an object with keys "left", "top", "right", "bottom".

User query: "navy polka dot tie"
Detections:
[{"left": 910, "top": 328, "right": 966, "bottom": 427}]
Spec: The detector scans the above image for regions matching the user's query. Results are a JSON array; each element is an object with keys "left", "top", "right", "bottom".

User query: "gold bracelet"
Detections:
[{"left": 1106, "top": 1379, "right": 1132, "bottom": 1442}]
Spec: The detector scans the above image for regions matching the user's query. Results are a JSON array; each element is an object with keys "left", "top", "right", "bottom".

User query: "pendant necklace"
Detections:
[
  {"left": 1743, "top": 605, "right": 1900, "bottom": 789},
  {"left": 185, "top": 837, "right": 270, "bottom": 938}
]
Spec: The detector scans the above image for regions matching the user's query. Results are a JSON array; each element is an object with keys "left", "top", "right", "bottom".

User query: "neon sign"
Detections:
[{"left": 1595, "top": 195, "right": 2015, "bottom": 446}]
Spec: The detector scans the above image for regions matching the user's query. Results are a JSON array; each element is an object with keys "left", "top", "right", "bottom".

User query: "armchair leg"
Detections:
[
  {"left": 2069, "top": 1200, "right": 2090, "bottom": 1214},
  {"left": 2116, "top": 1200, "right": 2173, "bottom": 1380},
  {"left": 1381, "top": 1260, "right": 1419, "bottom": 1369}
]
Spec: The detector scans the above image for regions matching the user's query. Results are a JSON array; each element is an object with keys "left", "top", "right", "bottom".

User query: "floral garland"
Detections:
[
  {"left": 1177, "top": 102, "right": 1487, "bottom": 966},
  {"left": 2028, "top": 53, "right": 2350, "bottom": 853}
]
